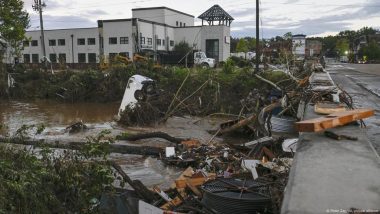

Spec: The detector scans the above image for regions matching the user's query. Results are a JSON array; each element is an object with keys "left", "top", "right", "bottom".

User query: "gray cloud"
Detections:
[
  {"left": 28, "top": 14, "right": 96, "bottom": 30},
  {"left": 229, "top": 6, "right": 268, "bottom": 19},
  {"left": 230, "top": 0, "right": 380, "bottom": 38},
  {"left": 83, "top": 9, "right": 109, "bottom": 16},
  {"left": 284, "top": 0, "right": 300, "bottom": 3}
]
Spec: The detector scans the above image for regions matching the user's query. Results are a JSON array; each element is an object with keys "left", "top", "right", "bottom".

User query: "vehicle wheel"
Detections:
[
  {"left": 144, "top": 84, "right": 155, "bottom": 95},
  {"left": 202, "top": 63, "right": 209, "bottom": 69},
  {"left": 134, "top": 90, "right": 146, "bottom": 101}
]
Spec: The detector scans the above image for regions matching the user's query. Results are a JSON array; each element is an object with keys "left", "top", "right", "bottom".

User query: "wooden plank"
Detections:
[
  {"left": 175, "top": 174, "right": 216, "bottom": 189},
  {"left": 295, "top": 109, "right": 374, "bottom": 132},
  {"left": 314, "top": 102, "right": 347, "bottom": 115},
  {"left": 181, "top": 140, "right": 201, "bottom": 149},
  {"left": 170, "top": 167, "right": 194, "bottom": 189},
  {"left": 160, "top": 196, "right": 183, "bottom": 210}
]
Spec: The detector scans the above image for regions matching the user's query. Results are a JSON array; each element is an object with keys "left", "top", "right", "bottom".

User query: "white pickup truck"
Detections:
[{"left": 194, "top": 52, "right": 216, "bottom": 68}]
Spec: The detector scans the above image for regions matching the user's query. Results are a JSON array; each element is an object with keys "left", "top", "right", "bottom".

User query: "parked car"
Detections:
[{"left": 340, "top": 56, "right": 348, "bottom": 63}]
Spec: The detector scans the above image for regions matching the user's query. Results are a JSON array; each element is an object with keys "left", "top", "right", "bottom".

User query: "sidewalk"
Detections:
[{"left": 281, "top": 72, "right": 380, "bottom": 214}]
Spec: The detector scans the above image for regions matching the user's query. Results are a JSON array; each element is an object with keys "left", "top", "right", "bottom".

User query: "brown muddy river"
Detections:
[{"left": 0, "top": 99, "right": 223, "bottom": 188}]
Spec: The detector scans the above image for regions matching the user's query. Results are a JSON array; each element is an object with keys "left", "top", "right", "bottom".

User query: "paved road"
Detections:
[{"left": 327, "top": 63, "right": 380, "bottom": 153}]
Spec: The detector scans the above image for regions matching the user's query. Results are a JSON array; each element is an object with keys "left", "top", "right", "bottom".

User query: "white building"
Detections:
[
  {"left": 292, "top": 34, "right": 306, "bottom": 60},
  {"left": 22, "top": 27, "right": 99, "bottom": 64},
  {"left": 4, "top": 5, "right": 233, "bottom": 65}
]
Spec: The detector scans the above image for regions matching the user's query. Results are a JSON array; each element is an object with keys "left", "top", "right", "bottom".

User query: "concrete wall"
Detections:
[
  {"left": 164, "top": 8, "right": 194, "bottom": 27},
  {"left": 174, "top": 27, "right": 202, "bottom": 50},
  {"left": 138, "top": 20, "right": 154, "bottom": 51},
  {"left": 22, "top": 28, "right": 99, "bottom": 63},
  {"left": 136, "top": 20, "right": 175, "bottom": 52},
  {"left": 200, "top": 25, "right": 230, "bottom": 62},
  {"left": 132, "top": 7, "right": 194, "bottom": 27},
  {"left": 175, "top": 25, "right": 230, "bottom": 62},
  {"left": 101, "top": 20, "right": 134, "bottom": 60},
  {"left": 133, "top": 9, "right": 165, "bottom": 25}
]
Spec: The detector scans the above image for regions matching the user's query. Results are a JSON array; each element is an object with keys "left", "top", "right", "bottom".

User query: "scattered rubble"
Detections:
[
  {"left": 97, "top": 60, "right": 376, "bottom": 213},
  {"left": 4, "top": 58, "right": 375, "bottom": 213}
]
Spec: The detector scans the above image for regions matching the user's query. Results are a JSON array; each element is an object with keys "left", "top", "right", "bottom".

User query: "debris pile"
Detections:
[{"left": 106, "top": 60, "right": 373, "bottom": 213}]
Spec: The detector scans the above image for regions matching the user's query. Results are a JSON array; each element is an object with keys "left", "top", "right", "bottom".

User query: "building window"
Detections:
[
  {"left": 183, "top": 23, "right": 186, "bottom": 27},
  {"left": 77, "top": 38, "right": 85, "bottom": 45},
  {"left": 140, "top": 37, "right": 145, "bottom": 44},
  {"left": 58, "top": 39, "right": 65, "bottom": 46},
  {"left": 88, "top": 38, "right": 96, "bottom": 45},
  {"left": 170, "top": 40, "right": 174, "bottom": 47},
  {"left": 59, "top": 53, "right": 66, "bottom": 63},
  {"left": 23, "top": 54, "right": 30, "bottom": 63},
  {"left": 109, "top": 37, "right": 117, "bottom": 45},
  {"left": 147, "top": 38, "right": 152, "bottom": 45},
  {"left": 49, "top": 54, "right": 57, "bottom": 63},
  {"left": 176, "top": 21, "right": 178, "bottom": 26},
  {"left": 88, "top": 53, "right": 97, "bottom": 63},
  {"left": 162, "top": 39, "right": 165, "bottom": 46},
  {"left": 23, "top": 41, "right": 29, "bottom": 47},
  {"left": 180, "top": 22, "right": 182, "bottom": 27},
  {"left": 31, "top": 40, "right": 38, "bottom": 46},
  {"left": 119, "top": 52, "right": 129, "bottom": 57},
  {"left": 49, "top": 40, "right": 56, "bottom": 46},
  {"left": 78, "top": 53, "right": 86, "bottom": 63},
  {"left": 32, "top": 54, "right": 39, "bottom": 63},
  {"left": 157, "top": 39, "right": 161, "bottom": 46},
  {"left": 120, "top": 37, "right": 129, "bottom": 44}
]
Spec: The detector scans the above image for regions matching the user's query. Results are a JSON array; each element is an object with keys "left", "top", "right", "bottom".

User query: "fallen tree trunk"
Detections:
[
  {"left": 0, "top": 137, "right": 163, "bottom": 156},
  {"left": 218, "top": 114, "right": 257, "bottom": 135},
  {"left": 116, "top": 132, "right": 187, "bottom": 144},
  {"left": 111, "top": 161, "right": 157, "bottom": 203},
  {"left": 254, "top": 74, "right": 283, "bottom": 92}
]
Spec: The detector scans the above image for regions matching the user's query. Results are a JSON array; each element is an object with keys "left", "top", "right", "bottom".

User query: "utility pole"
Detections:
[
  {"left": 255, "top": 0, "right": 260, "bottom": 74},
  {"left": 32, "top": 0, "right": 47, "bottom": 71}
]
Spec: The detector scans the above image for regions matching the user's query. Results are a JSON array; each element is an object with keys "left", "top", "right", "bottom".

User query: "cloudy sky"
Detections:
[{"left": 23, "top": 0, "right": 380, "bottom": 38}]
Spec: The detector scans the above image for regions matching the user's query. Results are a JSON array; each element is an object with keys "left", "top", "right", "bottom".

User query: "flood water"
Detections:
[
  {"left": 0, "top": 100, "right": 119, "bottom": 135},
  {"left": 0, "top": 99, "right": 223, "bottom": 188}
]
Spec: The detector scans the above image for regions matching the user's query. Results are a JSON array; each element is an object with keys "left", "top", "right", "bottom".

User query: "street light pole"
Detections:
[
  {"left": 32, "top": 0, "right": 47, "bottom": 72},
  {"left": 255, "top": 0, "right": 260, "bottom": 74}
]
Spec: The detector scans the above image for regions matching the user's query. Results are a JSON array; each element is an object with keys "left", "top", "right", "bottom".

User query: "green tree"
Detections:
[
  {"left": 357, "top": 27, "right": 377, "bottom": 36},
  {"left": 283, "top": 32, "right": 293, "bottom": 40},
  {"left": 0, "top": 0, "right": 30, "bottom": 59},
  {"left": 362, "top": 41, "right": 380, "bottom": 60},
  {"left": 247, "top": 38, "right": 256, "bottom": 51},
  {"left": 236, "top": 38, "right": 248, "bottom": 52},
  {"left": 230, "top": 37, "right": 239, "bottom": 52},
  {"left": 336, "top": 38, "right": 349, "bottom": 56},
  {"left": 173, "top": 40, "right": 192, "bottom": 54}
]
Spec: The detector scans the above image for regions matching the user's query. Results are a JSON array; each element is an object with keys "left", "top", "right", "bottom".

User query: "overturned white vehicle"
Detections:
[{"left": 117, "top": 75, "right": 158, "bottom": 118}]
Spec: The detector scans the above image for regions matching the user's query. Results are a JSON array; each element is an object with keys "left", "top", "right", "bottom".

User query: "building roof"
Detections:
[
  {"left": 292, "top": 34, "right": 306, "bottom": 38},
  {"left": 198, "top": 5, "right": 234, "bottom": 26},
  {"left": 26, "top": 27, "right": 98, "bottom": 33},
  {"left": 132, "top": 6, "right": 194, "bottom": 18}
]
